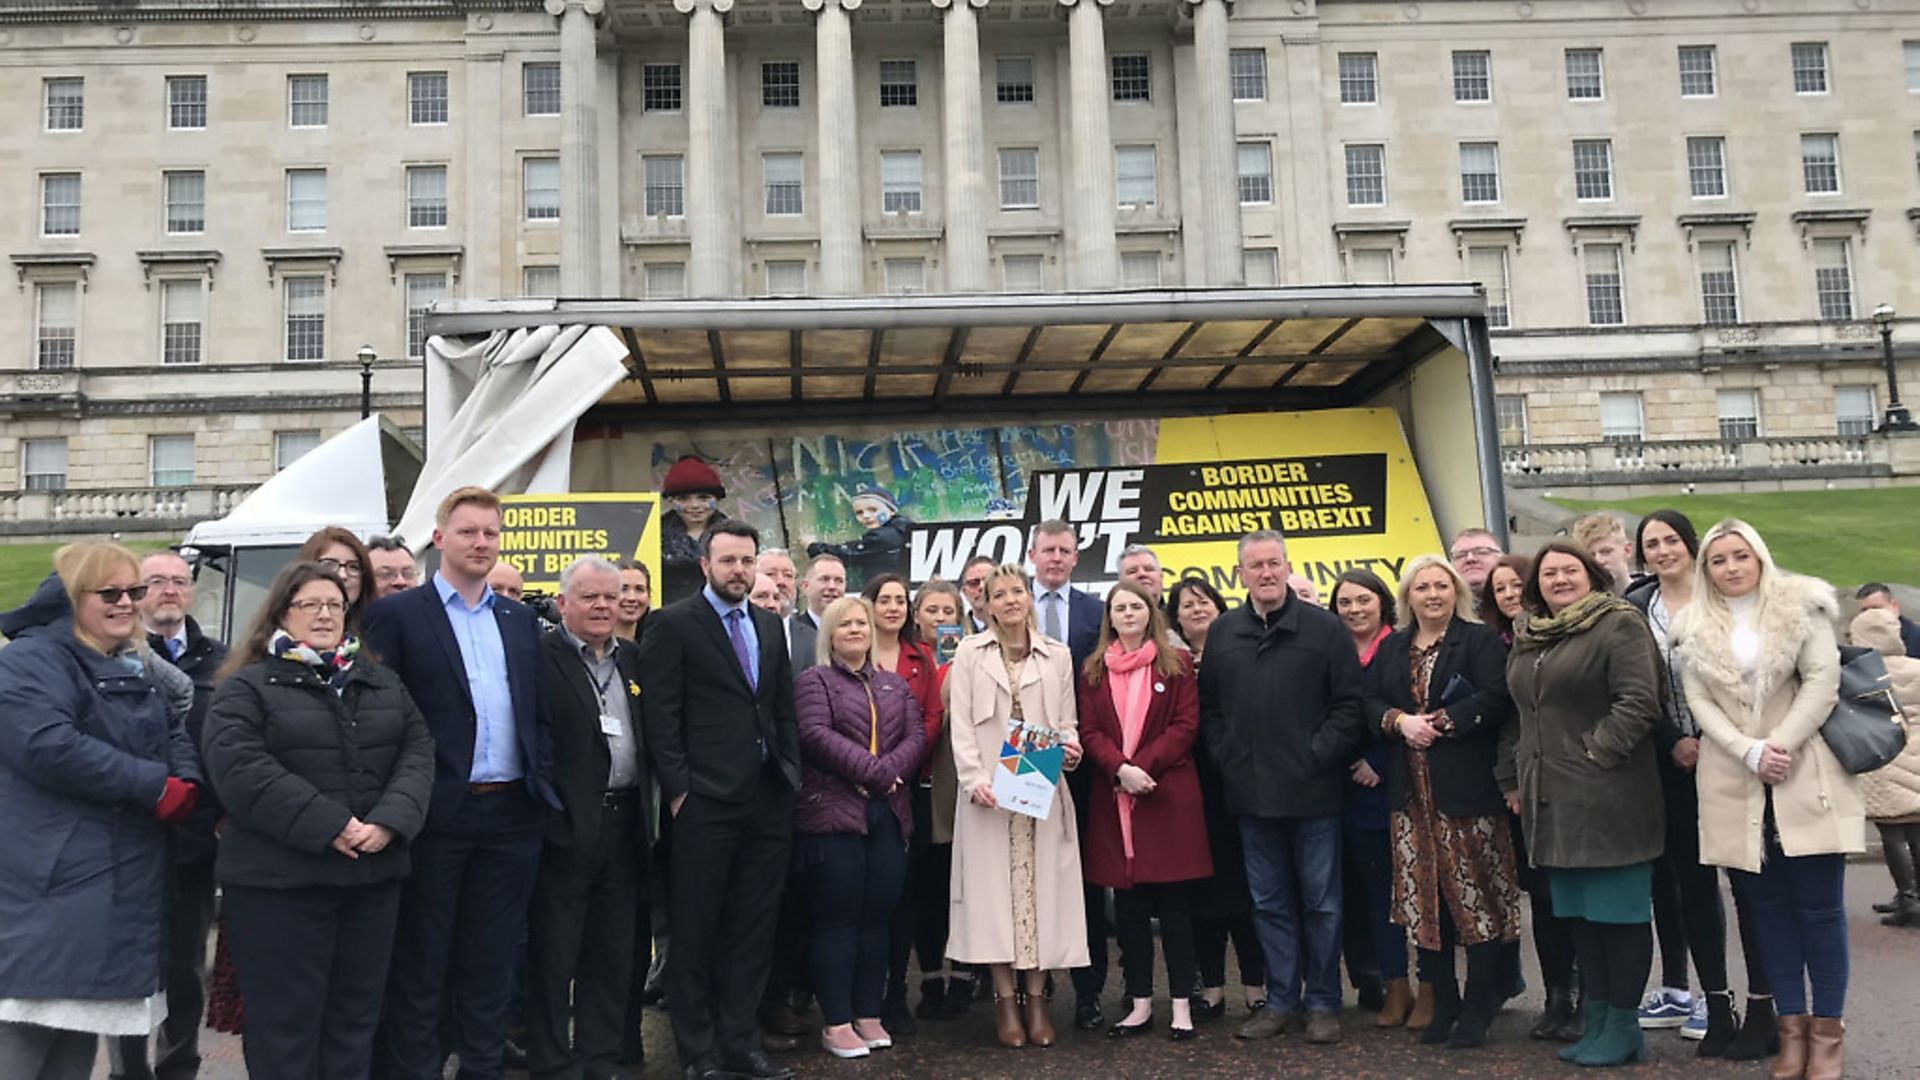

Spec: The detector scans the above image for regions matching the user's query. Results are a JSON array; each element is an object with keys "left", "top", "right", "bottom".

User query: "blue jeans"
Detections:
[
  {"left": 1239, "top": 814, "right": 1343, "bottom": 1015},
  {"left": 1729, "top": 829, "right": 1848, "bottom": 1017},
  {"left": 1342, "top": 823, "right": 1413, "bottom": 981}
]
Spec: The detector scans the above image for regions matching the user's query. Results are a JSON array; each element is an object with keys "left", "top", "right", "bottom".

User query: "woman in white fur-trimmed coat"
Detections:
[{"left": 1673, "top": 518, "right": 1858, "bottom": 1080}]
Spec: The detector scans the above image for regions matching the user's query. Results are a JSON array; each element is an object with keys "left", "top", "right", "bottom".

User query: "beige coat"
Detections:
[
  {"left": 1848, "top": 609, "right": 1920, "bottom": 823},
  {"left": 1676, "top": 574, "right": 1862, "bottom": 873},
  {"left": 944, "top": 631, "right": 1090, "bottom": 970}
]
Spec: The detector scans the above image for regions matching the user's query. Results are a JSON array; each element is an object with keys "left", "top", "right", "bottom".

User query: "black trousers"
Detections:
[
  {"left": 1193, "top": 911, "right": 1265, "bottom": 991},
  {"left": 380, "top": 787, "right": 545, "bottom": 1080},
  {"left": 527, "top": 797, "right": 647, "bottom": 1079},
  {"left": 1653, "top": 762, "right": 1730, "bottom": 994},
  {"left": 1510, "top": 814, "right": 1577, "bottom": 993},
  {"left": 667, "top": 770, "right": 793, "bottom": 1067},
  {"left": 801, "top": 800, "right": 910, "bottom": 1026},
  {"left": 888, "top": 782, "right": 954, "bottom": 996},
  {"left": 1114, "top": 881, "right": 1199, "bottom": 1001},
  {"left": 1065, "top": 767, "right": 1110, "bottom": 1001},
  {"left": 226, "top": 880, "right": 403, "bottom": 1080},
  {"left": 109, "top": 856, "right": 217, "bottom": 1080}
]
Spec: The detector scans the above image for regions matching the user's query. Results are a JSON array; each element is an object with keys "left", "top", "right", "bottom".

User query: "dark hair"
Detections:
[
  {"left": 1633, "top": 509, "right": 1699, "bottom": 572},
  {"left": 860, "top": 572, "right": 920, "bottom": 645},
  {"left": 615, "top": 557, "right": 651, "bottom": 584},
  {"left": 1478, "top": 553, "right": 1533, "bottom": 639},
  {"left": 364, "top": 533, "right": 408, "bottom": 553},
  {"left": 962, "top": 554, "right": 997, "bottom": 574},
  {"left": 1520, "top": 541, "right": 1612, "bottom": 617},
  {"left": 294, "top": 526, "right": 374, "bottom": 631},
  {"left": 217, "top": 561, "right": 352, "bottom": 681},
  {"left": 1083, "top": 579, "right": 1182, "bottom": 687},
  {"left": 1164, "top": 575, "right": 1230, "bottom": 647},
  {"left": 1329, "top": 568, "right": 1396, "bottom": 630},
  {"left": 1857, "top": 582, "right": 1894, "bottom": 601},
  {"left": 699, "top": 518, "right": 760, "bottom": 557}
]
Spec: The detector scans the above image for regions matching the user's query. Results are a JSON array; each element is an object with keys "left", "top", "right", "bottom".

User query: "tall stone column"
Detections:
[
  {"left": 805, "top": 0, "right": 863, "bottom": 294},
  {"left": 1185, "top": 0, "right": 1241, "bottom": 285},
  {"left": 548, "top": 0, "right": 605, "bottom": 295},
  {"left": 935, "top": 0, "right": 989, "bottom": 292},
  {"left": 676, "top": 0, "right": 739, "bottom": 297},
  {"left": 1061, "top": 0, "right": 1117, "bottom": 289}
]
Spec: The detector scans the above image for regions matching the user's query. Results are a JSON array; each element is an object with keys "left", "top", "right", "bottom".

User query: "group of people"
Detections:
[{"left": 0, "top": 488, "right": 1910, "bottom": 1080}]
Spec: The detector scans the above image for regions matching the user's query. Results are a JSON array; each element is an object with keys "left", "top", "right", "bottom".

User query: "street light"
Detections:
[
  {"left": 356, "top": 344, "right": 377, "bottom": 420},
  {"left": 1870, "top": 304, "right": 1917, "bottom": 432}
]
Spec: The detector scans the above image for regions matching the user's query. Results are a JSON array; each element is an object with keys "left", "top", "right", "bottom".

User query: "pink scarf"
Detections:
[{"left": 1104, "top": 638, "right": 1159, "bottom": 862}]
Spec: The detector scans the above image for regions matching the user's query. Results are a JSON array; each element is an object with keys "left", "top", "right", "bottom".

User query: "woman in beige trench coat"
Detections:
[{"left": 946, "top": 564, "right": 1090, "bottom": 1050}]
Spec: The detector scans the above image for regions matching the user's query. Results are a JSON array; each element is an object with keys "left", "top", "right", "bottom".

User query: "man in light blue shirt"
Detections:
[{"left": 433, "top": 572, "right": 523, "bottom": 783}]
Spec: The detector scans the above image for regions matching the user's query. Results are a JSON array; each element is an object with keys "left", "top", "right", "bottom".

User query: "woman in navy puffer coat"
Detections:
[{"left": 792, "top": 595, "right": 926, "bottom": 1060}]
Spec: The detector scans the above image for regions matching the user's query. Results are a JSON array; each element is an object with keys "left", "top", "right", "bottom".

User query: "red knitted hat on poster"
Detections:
[{"left": 661, "top": 455, "right": 725, "bottom": 497}]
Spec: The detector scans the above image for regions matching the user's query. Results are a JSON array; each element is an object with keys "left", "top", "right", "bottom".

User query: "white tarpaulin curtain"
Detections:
[
  {"left": 393, "top": 324, "right": 630, "bottom": 551},
  {"left": 184, "top": 416, "right": 398, "bottom": 548}
]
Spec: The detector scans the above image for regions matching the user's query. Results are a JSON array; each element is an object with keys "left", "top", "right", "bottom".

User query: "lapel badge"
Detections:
[
  {"left": 627, "top": 679, "right": 641, "bottom": 697},
  {"left": 1154, "top": 682, "right": 1166, "bottom": 693}
]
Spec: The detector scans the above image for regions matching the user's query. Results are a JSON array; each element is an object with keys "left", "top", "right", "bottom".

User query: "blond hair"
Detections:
[
  {"left": 435, "top": 484, "right": 502, "bottom": 527},
  {"left": 816, "top": 594, "right": 876, "bottom": 669},
  {"left": 1571, "top": 511, "right": 1627, "bottom": 550},
  {"left": 53, "top": 541, "right": 143, "bottom": 653},
  {"left": 1678, "top": 518, "right": 1787, "bottom": 646},
  {"left": 984, "top": 563, "right": 1040, "bottom": 646},
  {"left": 1395, "top": 554, "right": 1481, "bottom": 629}
]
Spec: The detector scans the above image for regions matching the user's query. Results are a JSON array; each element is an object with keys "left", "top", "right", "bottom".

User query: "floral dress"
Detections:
[{"left": 1001, "top": 646, "right": 1042, "bottom": 970}]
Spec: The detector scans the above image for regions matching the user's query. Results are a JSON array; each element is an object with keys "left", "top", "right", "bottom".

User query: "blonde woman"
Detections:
[
  {"left": 1365, "top": 556, "right": 1521, "bottom": 1049},
  {"left": 1674, "top": 519, "right": 1859, "bottom": 1080},
  {"left": 946, "top": 565, "right": 1088, "bottom": 1049}
]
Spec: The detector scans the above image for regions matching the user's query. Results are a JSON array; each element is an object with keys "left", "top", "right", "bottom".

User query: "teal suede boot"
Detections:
[
  {"left": 1559, "top": 1001, "right": 1610, "bottom": 1063},
  {"left": 1577, "top": 1002, "right": 1650, "bottom": 1067}
]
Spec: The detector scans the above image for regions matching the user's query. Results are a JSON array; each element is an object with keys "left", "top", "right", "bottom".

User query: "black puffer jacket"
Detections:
[{"left": 201, "top": 654, "right": 434, "bottom": 890}]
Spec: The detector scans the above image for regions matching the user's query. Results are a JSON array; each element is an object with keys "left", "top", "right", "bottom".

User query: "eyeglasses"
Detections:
[
  {"left": 1449, "top": 546, "right": 1501, "bottom": 561},
  {"left": 374, "top": 566, "right": 418, "bottom": 582},
  {"left": 93, "top": 585, "right": 150, "bottom": 604},
  {"left": 288, "top": 599, "right": 347, "bottom": 615},
  {"left": 143, "top": 575, "right": 192, "bottom": 591},
  {"left": 318, "top": 558, "right": 363, "bottom": 579}
]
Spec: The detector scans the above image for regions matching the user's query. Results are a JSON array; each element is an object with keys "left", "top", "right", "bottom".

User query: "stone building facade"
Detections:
[{"left": 4, "top": 0, "right": 1918, "bottom": 535}]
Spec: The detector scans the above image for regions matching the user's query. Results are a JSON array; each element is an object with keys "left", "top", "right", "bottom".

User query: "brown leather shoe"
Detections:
[
  {"left": 1022, "top": 990, "right": 1057, "bottom": 1048},
  {"left": 762, "top": 1004, "right": 810, "bottom": 1037},
  {"left": 1376, "top": 978, "right": 1414, "bottom": 1028},
  {"left": 1771, "top": 1014, "right": 1810, "bottom": 1080},
  {"left": 758, "top": 1029, "right": 799, "bottom": 1054},
  {"left": 1405, "top": 981, "right": 1437, "bottom": 1030},
  {"left": 994, "top": 993, "right": 1026, "bottom": 1049},
  {"left": 1805, "top": 1016, "right": 1843, "bottom": 1080}
]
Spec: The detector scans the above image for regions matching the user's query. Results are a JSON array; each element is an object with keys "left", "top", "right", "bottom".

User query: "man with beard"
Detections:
[{"left": 639, "top": 521, "right": 801, "bottom": 1080}]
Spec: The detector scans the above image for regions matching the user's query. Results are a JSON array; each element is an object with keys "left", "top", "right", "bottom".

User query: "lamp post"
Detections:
[
  {"left": 1871, "top": 304, "right": 1918, "bottom": 432},
  {"left": 356, "top": 344, "right": 376, "bottom": 420}
]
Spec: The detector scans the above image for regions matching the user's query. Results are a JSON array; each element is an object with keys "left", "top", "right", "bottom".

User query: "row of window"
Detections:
[
  {"left": 39, "top": 72, "right": 449, "bottom": 133},
  {"left": 27, "top": 271, "right": 450, "bottom": 370},
  {"left": 32, "top": 166, "right": 448, "bottom": 238},
  {"left": 18, "top": 430, "right": 323, "bottom": 493},
  {"left": 1494, "top": 385, "right": 1883, "bottom": 447},
  {"left": 1338, "top": 40, "right": 1920, "bottom": 106},
  {"left": 1355, "top": 233, "right": 1859, "bottom": 330},
  {"left": 1340, "top": 131, "right": 1854, "bottom": 209}
]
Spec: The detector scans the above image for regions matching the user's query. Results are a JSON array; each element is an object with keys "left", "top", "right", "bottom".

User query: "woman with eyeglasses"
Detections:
[
  {"left": 199, "top": 561, "right": 434, "bottom": 1079},
  {"left": 0, "top": 543, "right": 202, "bottom": 1080},
  {"left": 295, "top": 526, "right": 376, "bottom": 631}
]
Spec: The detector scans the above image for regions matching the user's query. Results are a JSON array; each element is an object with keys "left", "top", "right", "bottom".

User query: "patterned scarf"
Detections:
[
  {"left": 1512, "top": 590, "right": 1635, "bottom": 652},
  {"left": 269, "top": 629, "right": 360, "bottom": 694}
]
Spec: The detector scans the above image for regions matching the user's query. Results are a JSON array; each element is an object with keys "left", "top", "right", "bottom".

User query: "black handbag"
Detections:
[{"left": 1820, "top": 645, "right": 1909, "bottom": 774}]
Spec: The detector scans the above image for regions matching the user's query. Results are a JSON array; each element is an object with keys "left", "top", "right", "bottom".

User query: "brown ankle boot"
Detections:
[
  {"left": 1022, "top": 989, "right": 1056, "bottom": 1047},
  {"left": 1377, "top": 978, "right": 1414, "bottom": 1027},
  {"left": 994, "top": 992, "right": 1026, "bottom": 1049},
  {"left": 1405, "top": 981, "right": 1437, "bottom": 1030},
  {"left": 1805, "top": 1016, "right": 1843, "bottom": 1080},
  {"left": 1770, "top": 1014, "right": 1810, "bottom": 1080}
]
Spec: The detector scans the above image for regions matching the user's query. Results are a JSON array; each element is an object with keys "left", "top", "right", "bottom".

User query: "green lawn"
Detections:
[
  {"left": 0, "top": 541, "right": 171, "bottom": 618},
  {"left": 1549, "top": 489, "right": 1920, "bottom": 590}
]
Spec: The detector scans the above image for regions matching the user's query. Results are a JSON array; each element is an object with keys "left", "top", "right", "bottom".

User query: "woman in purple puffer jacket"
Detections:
[{"left": 794, "top": 594, "right": 928, "bottom": 1062}]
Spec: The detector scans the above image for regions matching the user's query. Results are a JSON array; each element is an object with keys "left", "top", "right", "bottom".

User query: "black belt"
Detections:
[{"left": 602, "top": 788, "right": 640, "bottom": 808}]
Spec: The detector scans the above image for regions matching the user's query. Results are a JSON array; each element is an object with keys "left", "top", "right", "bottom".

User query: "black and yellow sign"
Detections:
[{"left": 498, "top": 493, "right": 661, "bottom": 590}]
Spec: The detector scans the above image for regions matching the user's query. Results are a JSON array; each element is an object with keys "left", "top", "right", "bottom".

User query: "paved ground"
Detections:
[{"left": 98, "top": 861, "right": 1917, "bottom": 1079}]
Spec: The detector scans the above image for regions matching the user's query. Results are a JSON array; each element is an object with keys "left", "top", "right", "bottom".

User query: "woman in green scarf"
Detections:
[{"left": 1506, "top": 541, "right": 1665, "bottom": 1068}]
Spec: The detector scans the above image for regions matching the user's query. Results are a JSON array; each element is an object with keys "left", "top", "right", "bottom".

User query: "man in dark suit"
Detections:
[
  {"left": 638, "top": 520, "right": 801, "bottom": 1080},
  {"left": 365, "top": 485, "right": 558, "bottom": 1080},
  {"left": 1026, "top": 518, "right": 1107, "bottom": 1029},
  {"left": 108, "top": 551, "right": 228, "bottom": 1080},
  {"left": 526, "top": 557, "right": 650, "bottom": 1080},
  {"left": 783, "top": 551, "right": 843, "bottom": 674}
]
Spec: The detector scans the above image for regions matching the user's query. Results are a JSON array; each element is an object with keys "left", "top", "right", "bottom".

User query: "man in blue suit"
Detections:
[
  {"left": 1025, "top": 519, "right": 1108, "bottom": 1030},
  {"left": 365, "top": 485, "right": 558, "bottom": 1080}
]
